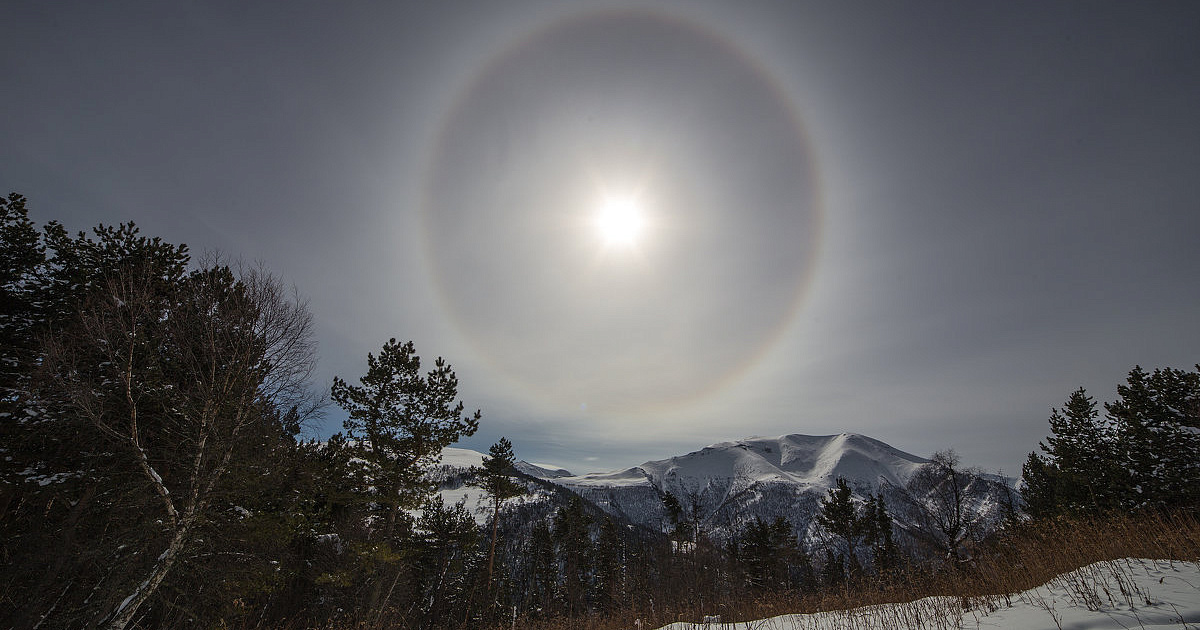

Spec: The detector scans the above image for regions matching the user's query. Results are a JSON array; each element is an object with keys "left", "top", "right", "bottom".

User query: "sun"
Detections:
[{"left": 593, "top": 195, "right": 646, "bottom": 247}]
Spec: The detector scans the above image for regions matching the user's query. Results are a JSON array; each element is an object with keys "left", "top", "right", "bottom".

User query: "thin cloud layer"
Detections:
[{"left": 3, "top": 1, "right": 1198, "bottom": 475}]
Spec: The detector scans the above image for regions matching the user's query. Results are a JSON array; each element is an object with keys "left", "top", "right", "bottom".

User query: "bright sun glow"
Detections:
[{"left": 593, "top": 196, "right": 646, "bottom": 247}]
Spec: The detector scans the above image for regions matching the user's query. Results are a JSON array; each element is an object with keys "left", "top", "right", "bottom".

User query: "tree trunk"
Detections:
[
  {"left": 487, "top": 499, "right": 500, "bottom": 586},
  {"left": 106, "top": 520, "right": 191, "bottom": 630},
  {"left": 367, "top": 502, "right": 402, "bottom": 611}
]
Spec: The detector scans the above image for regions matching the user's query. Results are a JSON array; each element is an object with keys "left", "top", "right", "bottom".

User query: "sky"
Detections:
[{"left": 4, "top": 1, "right": 1199, "bottom": 476}]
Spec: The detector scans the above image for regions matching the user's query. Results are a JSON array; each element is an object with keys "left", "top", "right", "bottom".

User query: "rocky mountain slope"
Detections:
[{"left": 434, "top": 433, "right": 1016, "bottom": 549}]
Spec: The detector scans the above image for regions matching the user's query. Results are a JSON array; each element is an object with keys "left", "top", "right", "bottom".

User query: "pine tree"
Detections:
[
  {"left": 553, "top": 495, "right": 593, "bottom": 616},
  {"left": 0, "top": 193, "right": 44, "bottom": 405},
  {"left": 661, "top": 491, "right": 690, "bottom": 542},
  {"left": 735, "top": 515, "right": 803, "bottom": 591},
  {"left": 415, "top": 496, "right": 481, "bottom": 628},
  {"left": 735, "top": 517, "right": 775, "bottom": 590},
  {"left": 862, "top": 493, "right": 901, "bottom": 575},
  {"left": 1021, "top": 451, "right": 1060, "bottom": 520},
  {"left": 1041, "top": 388, "right": 1117, "bottom": 514},
  {"left": 1025, "top": 366, "right": 1200, "bottom": 518},
  {"left": 330, "top": 339, "right": 480, "bottom": 609},
  {"left": 767, "top": 517, "right": 798, "bottom": 588},
  {"left": 816, "top": 478, "right": 864, "bottom": 575},
  {"left": 16, "top": 230, "right": 318, "bottom": 630},
  {"left": 789, "top": 543, "right": 817, "bottom": 592},
  {"left": 1106, "top": 365, "right": 1200, "bottom": 510},
  {"left": 592, "top": 516, "right": 624, "bottom": 611},
  {"left": 471, "top": 437, "right": 525, "bottom": 592},
  {"left": 2, "top": 218, "right": 184, "bottom": 629},
  {"left": 525, "top": 520, "right": 557, "bottom": 617},
  {"left": 821, "top": 549, "right": 845, "bottom": 590}
]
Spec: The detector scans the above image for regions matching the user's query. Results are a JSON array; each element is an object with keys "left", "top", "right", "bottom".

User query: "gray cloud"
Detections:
[{"left": 3, "top": 1, "right": 1197, "bottom": 476}]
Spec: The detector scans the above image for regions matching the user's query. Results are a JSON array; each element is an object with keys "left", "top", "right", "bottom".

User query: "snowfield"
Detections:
[
  {"left": 559, "top": 434, "right": 930, "bottom": 492},
  {"left": 655, "top": 558, "right": 1200, "bottom": 630}
]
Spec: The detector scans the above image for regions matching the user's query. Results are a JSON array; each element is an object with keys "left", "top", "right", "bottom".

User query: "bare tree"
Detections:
[
  {"left": 42, "top": 259, "right": 318, "bottom": 630},
  {"left": 903, "top": 450, "right": 982, "bottom": 563}
]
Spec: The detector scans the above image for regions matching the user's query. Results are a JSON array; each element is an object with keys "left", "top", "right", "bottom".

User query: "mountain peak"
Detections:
[{"left": 559, "top": 432, "right": 929, "bottom": 495}]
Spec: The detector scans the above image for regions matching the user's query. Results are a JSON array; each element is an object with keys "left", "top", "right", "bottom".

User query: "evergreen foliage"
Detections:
[
  {"left": 1107, "top": 365, "right": 1200, "bottom": 510},
  {"left": 553, "top": 495, "right": 594, "bottom": 616},
  {"left": 0, "top": 193, "right": 44, "bottom": 405},
  {"left": 524, "top": 519, "right": 558, "bottom": 616},
  {"left": 414, "top": 496, "right": 481, "bottom": 627},
  {"left": 1024, "top": 366, "right": 1200, "bottom": 519},
  {"left": 592, "top": 516, "right": 625, "bottom": 611},
  {"left": 862, "top": 494, "right": 902, "bottom": 575},
  {"left": 815, "top": 478, "right": 900, "bottom": 582},
  {"left": 329, "top": 338, "right": 481, "bottom": 611},
  {"left": 471, "top": 437, "right": 525, "bottom": 594},
  {"left": 331, "top": 339, "right": 481, "bottom": 514},
  {"left": 661, "top": 490, "right": 687, "bottom": 540},
  {"left": 816, "top": 478, "right": 862, "bottom": 558},
  {"left": 1021, "top": 451, "right": 1059, "bottom": 519},
  {"left": 732, "top": 516, "right": 811, "bottom": 591}
]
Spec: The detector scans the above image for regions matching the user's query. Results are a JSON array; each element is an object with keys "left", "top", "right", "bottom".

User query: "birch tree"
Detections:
[{"left": 44, "top": 258, "right": 317, "bottom": 630}]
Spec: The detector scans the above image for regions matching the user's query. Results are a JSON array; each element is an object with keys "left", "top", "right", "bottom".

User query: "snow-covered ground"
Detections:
[{"left": 656, "top": 558, "right": 1200, "bottom": 630}]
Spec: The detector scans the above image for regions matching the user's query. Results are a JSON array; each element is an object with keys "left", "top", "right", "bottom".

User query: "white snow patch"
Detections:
[
  {"left": 439, "top": 447, "right": 486, "bottom": 469},
  {"left": 655, "top": 558, "right": 1200, "bottom": 630}
]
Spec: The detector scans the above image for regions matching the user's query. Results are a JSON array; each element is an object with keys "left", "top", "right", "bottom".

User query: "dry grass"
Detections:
[
  {"left": 512, "top": 512, "right": 1200, "bottom": 630},
  {"left": 306, "top": 512, "right": 1199, "bottom": 630}
]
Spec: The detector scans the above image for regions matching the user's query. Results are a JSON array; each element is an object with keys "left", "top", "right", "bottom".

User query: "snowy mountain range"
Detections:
[
  {"left": 439, "top": 433, "right": 1016, "bottom": 546},
  {"left": 553, "top": 434, "right": 926, "bottom": 539}
]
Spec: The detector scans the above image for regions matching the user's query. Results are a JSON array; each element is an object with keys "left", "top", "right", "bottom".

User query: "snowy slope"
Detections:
[
  {"left": 428, "top": 447, "right": 576, "bottom": 526},
  {"left": 551, "top": 433, "right": 1006, "bottom": 544},
  {"left": 438, "top": 447, "right": 572, "bottom": 479},
  {"left": 655, "top": 558, "right": 1200, "bottom": 630},
  {"left": 432, "top": 435, "right": 1012, "bottom": 546},
  {"left": 439, "top": 447, "right": 486, "bottom": 469},
  {"left": 514, "top": 461, "right": 574, "bottom": 479},
  {"left": 562, "top": 433, "right": 927, "bottom": 491}
]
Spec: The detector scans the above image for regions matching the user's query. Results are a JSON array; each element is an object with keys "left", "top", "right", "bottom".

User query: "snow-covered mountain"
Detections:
[
  {"left": 560, "top": 433, "right": 927, "bottom": 493},
  {"left": 549, "top": 433, "right": 1012, "bottom": 545},
  {"left": 437, "top": 447, "right": 572, "bottom": 479},
  {"left": 433, "top": 433, "right": 1015, "bottom": 548},
  {"left": 514, "top": 461, "right": 574, "bottom": 479}
]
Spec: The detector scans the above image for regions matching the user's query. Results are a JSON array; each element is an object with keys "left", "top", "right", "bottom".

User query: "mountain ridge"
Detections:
[
  {"left": 437, "top": 431, "right": 1014, "bottom": 548},
  {"left": 557, "top": 433, "right": 931, "bottom": 492},
  {"left": 541, "top": 432, "right": 1011, "bottom": 545}
]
